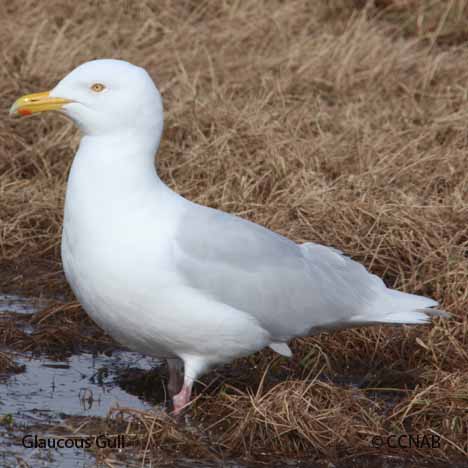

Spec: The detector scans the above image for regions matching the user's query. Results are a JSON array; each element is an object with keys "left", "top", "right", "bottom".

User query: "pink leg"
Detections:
[
  {"left": 172, "top": 383, "right": 193, "bottom": 415},
  {"left": 171, "top": 356, "right": 208, "bottom": 415},
  {"left": 167, "top": 358, "right": 183, "bottom": 397}
]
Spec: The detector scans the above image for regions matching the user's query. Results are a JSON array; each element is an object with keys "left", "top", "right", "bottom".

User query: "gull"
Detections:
[{"left": 10, "top": 59, "right": 448, "bottom": 414}]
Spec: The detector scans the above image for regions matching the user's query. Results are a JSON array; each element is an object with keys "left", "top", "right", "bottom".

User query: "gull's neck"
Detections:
[
  {"left": 70, "top": 129, "right": 164, "bottom": 192},
  {"left": 79, "top": 130, "right": 160, "bottom": 181},
  {"left": 64, "top": 129, "right": 174, "bottom": 227}
]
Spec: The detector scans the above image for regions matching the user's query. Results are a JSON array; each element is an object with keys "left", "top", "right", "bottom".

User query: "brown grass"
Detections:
[
  {"left": 0, "top": 0, "right": 467, "bottom": 464},
  {"left": 0, "top": 302, "right": 114, "bottom": 354},
  {"left": 0, "top": 351, "right": 24, "bottom": 374}
]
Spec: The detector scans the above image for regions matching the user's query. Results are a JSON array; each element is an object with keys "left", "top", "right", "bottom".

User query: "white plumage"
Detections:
[{"left": 10, "top": 59, "right": 447, "bottom": 414}]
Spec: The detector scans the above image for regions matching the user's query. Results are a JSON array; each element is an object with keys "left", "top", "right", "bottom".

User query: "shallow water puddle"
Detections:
[
  {"left": 1, "top": 352, "right": 155, "bottom": 415},
  {"left": 0, "top": 350, "right": 157, "bottom": 467},
  {"left": 0, "top": 293, "right": 51, "bottom": 315},
  {"left": 0, "top": 293, "right": 160, "bottom": 466}
]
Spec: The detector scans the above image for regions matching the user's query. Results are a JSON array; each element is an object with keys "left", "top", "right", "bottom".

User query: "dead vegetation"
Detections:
[
  {"left": 0, "top": 302, "right": 114, "bottom": 354},
  {"left": 0, "top": 0, "right": 467, "bottom": 464},
  {"left": 0, "top": 352, "right": 24, "bottom": 374}
]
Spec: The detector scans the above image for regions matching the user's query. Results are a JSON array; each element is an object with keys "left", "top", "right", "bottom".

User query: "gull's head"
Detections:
[{"left": 10, "top": 59, "right": 163, "bottom": 137}]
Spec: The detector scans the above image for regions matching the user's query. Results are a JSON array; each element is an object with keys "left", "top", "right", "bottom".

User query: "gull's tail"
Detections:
[
  {"left": 297, "top": 242, "right": 449, "bottom": 335},
  {"left": 352, "top": 288, "right": 450, "bottom": 326}
]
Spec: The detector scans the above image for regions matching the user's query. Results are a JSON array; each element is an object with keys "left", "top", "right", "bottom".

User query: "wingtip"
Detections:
[{"left": 416, "top": 308, "right": 451, "bottom": 319}]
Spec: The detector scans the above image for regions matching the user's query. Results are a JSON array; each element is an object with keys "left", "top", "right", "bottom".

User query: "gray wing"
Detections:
[{"left": 173, "top": 202, "right": 382, "bottom": 341}]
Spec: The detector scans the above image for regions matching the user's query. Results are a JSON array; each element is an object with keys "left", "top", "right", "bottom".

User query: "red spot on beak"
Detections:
[{"left": 19, "top": 108, "right": 32, "bottom": 116}]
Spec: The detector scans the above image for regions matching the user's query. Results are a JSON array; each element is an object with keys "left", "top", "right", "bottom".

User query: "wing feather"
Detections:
[{"left": 173, "top": 202, "right": 381, "bottom": 341}]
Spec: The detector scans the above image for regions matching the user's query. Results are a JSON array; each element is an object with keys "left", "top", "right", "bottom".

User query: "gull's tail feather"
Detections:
[{"left": 352, "top": 288, "right": 450, "bottom": 326}]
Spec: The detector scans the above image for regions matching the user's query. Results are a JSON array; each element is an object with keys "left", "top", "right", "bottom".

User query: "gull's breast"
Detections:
[{"left": 60, "top": 194, "right": 183, "bottom": 358}]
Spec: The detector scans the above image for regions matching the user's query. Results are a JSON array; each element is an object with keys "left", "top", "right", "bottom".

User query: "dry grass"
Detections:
[
  {"left": 0, "top": 351, "right": 24, "bottom": 374},
  {"left": 0, "top": 0, "right": 467, "bottom": 464},
  {"left": 0, "top": 302, "right": 114, "bottom": 354}
]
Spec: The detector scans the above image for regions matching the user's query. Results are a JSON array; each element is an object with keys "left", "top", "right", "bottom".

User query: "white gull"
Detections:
[{"left": 10, "top": 59, "right": 448, "bottom": 414}]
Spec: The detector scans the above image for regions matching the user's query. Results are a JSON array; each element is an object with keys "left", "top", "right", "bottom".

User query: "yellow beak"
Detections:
[{"left": 9, "top": 91, "right": 71, "bottom": 117}]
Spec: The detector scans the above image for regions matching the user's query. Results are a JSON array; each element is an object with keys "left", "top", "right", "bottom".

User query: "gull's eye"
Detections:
[{"left": 90, "top": 83, "right": 106, "bottom": 93}]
